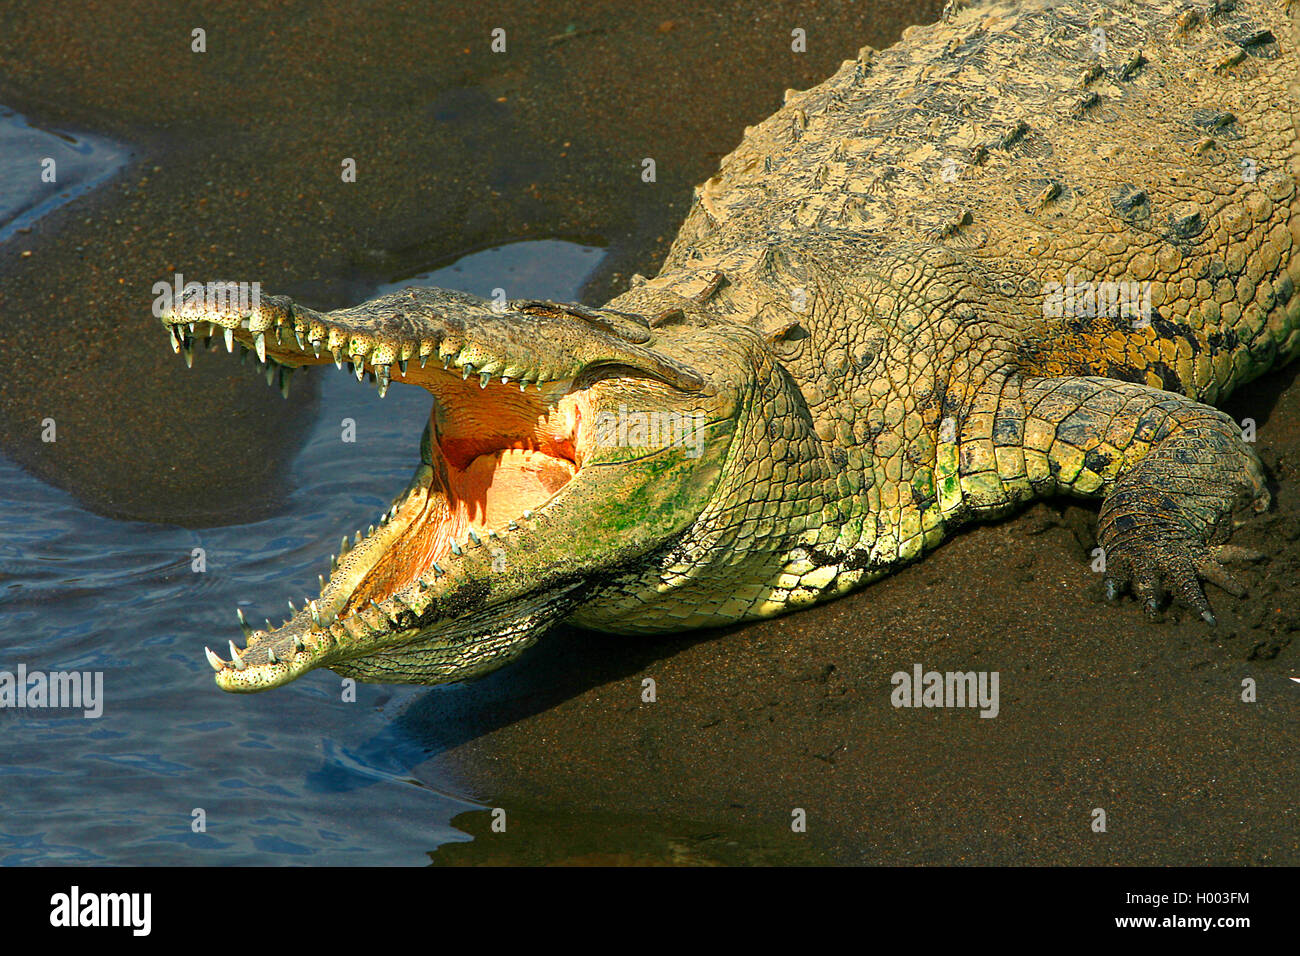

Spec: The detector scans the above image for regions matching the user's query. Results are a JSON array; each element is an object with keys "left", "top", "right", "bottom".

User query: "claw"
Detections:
[{"left": 1195, "top": 555, "right": 1248, "bottom": 597}]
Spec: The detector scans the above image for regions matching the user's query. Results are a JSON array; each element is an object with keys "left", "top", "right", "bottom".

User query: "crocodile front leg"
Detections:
[{"left": 962, "top": 375, "right": 1270, "bottom": 622}]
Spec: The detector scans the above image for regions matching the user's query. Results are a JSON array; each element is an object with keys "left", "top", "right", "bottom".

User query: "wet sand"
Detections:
[
  {"left": 0, "top": 0, "right": 941, "bottom": 522},
  {"left": 2, "top": 0, "right": 1296, "bottom": 865}
]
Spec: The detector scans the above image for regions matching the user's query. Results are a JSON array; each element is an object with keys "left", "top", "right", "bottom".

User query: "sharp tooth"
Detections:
[
  {"left": 265, "top": 618, "right": 274, "bottom": 632},
  {"left": 294, "top": 328, "right": 305, "bottom": 349},
  {"left": 519, "top": 381, "right": 528, "bottom": 392},
  {"left": 355, "top": 531, "right": 363, "bottom": 547},
  {"left": 522, "top": 510, "right": 534, "bottom": 519},
  {"left": 420, "top": 355, "right": 428, "bottom": 368},
  {"left": 224, "top": 327, "right": 234, "bottom": 352},
  {"left": 236, "top": 608, "right": 252, "bottom": 637},
  {"left": 450, "top": 541, "right": 462, "bottom": 556},
  {"left": 288, "top": 599, "right": 296, "bottom": 615},
  {"left": 293, "top": 635, "right": 305, "bottom": 652},
  {"left": 228, "top": 641, "right": 247, "bottom": 670},
  {"left": 183, "top": 343, "right": 194, "bottom": 368},
  {"left": 398, "top": 359, "right": 408, "bottom": 375},
  {"left": 432, "top": 562, "right": 445, "bottom": 576},
  {"left": 417, "top": 576, "right": 431, "bottom": 589},
  {"left": 204, "top": 647, "right": 224, "bottom": 672},
  {"left": 443, "top": 356, "right": 452, "bottom": 370},
  {"left": 340, "top": 535, "right": 350, "bottom": 555},
  {"left": 169, "top": 328, "right": 182, "bottom": 353},
  {"left": 255, "top": 332, "right": 267, "bottom": 363},
  {"left": 480, "top": 371, "right": 491, "bottom": 389},
  {"left": 265, "top": 363, "right": 275, "bottom": 386},
  {"left": 462, "top": 364, "right": 472, "bottom": 380},
  {"left": 367, "top": 524, "right": 374, "bottom": 537},
  {"left": 310, "top": 600, "right": 320, "bottom": 626},
  {"left": 507, "top": 520, "right": 519, "bottom": 530},
  {"left": 330, "top": 554, "right": 338, "bottom": 573},
  {"left": 501, "top": 376, "right": 510, "bottom": 385},
  {"left": 188, "top": 322, "right": 197, "bottom": 335},
  {"left": 267, "top": 646, "right": 279, "bottom": 664},
  {"left": 319, "top": 573, "right": 327, "bottom": 591},
  {"left": 467, "top": 529, "right": 480, "bottom": 545},
  {"left": 488, "top": 529, "right": 499, "bottom": 539},
  {"left": 334, "top": 351, "right": 344, "bottom": 370},
  {"left": 355, "top": 361, "right": 365, "bottom": 382},
  {"left": 280, "top": 366, "right": 293, "bottom": 399}
]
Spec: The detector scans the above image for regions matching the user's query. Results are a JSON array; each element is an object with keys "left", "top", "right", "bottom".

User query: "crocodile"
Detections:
[{"left": 160, "top": 0, "right": 1300, "bottom": 693}]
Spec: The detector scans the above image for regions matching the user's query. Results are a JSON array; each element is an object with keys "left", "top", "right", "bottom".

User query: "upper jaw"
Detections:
[
  {"left": 162, "top": 285, "right": 709, "bottom": 398},
  {"left": 161, "top": 283, "right": 727, "bottom": 691}
]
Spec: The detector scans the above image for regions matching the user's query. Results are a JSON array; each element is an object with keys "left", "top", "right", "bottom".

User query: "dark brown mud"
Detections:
[
  {"left": 0, "top": 0, "right": 941, "bottom": 522},
  {"left": 2, "top": 0, "right": 1295, "bottom": 865}
]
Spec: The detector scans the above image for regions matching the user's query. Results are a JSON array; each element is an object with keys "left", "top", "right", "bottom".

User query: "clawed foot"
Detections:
[
  {"left": 1101, "top": 538, "right": 1254, "bottom": 625},
  {"left": 1095, "top": 414, "right": 1270, "bottom": 626}
]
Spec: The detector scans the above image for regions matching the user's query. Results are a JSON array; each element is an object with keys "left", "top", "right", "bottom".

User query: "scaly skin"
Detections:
[{"left": 161, "top": 0, "right": 1300, "bottom": 692}]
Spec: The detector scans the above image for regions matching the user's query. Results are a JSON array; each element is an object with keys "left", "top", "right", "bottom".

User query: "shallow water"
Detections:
[
  {"left": 0, "top": 240, "right": 604, "bottom": 864},
  {"left": 0, "top": 107, "right": 129, "bottom": 244}
]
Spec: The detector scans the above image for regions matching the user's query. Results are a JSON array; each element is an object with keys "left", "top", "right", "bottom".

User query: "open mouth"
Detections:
[
  {"left": 161, "top": 284, "right": 711, "bottom": 691},
  {"left": 321, "top": 367, "right": 592, "bottom": 635}
]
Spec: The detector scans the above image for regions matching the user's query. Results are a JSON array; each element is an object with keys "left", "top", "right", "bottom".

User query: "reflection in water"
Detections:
[{"left": 0, "top": 241, "right": 615, "bottom": 864}]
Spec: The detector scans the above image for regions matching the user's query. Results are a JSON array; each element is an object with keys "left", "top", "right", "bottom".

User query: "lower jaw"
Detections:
[{"left": 330, "top": 445, "right": 578, "bottom": 621}]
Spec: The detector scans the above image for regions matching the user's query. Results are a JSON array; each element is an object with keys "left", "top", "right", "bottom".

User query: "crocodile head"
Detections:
[{"left": 161, "top": 284, "right": 751, "bottom": 692}]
